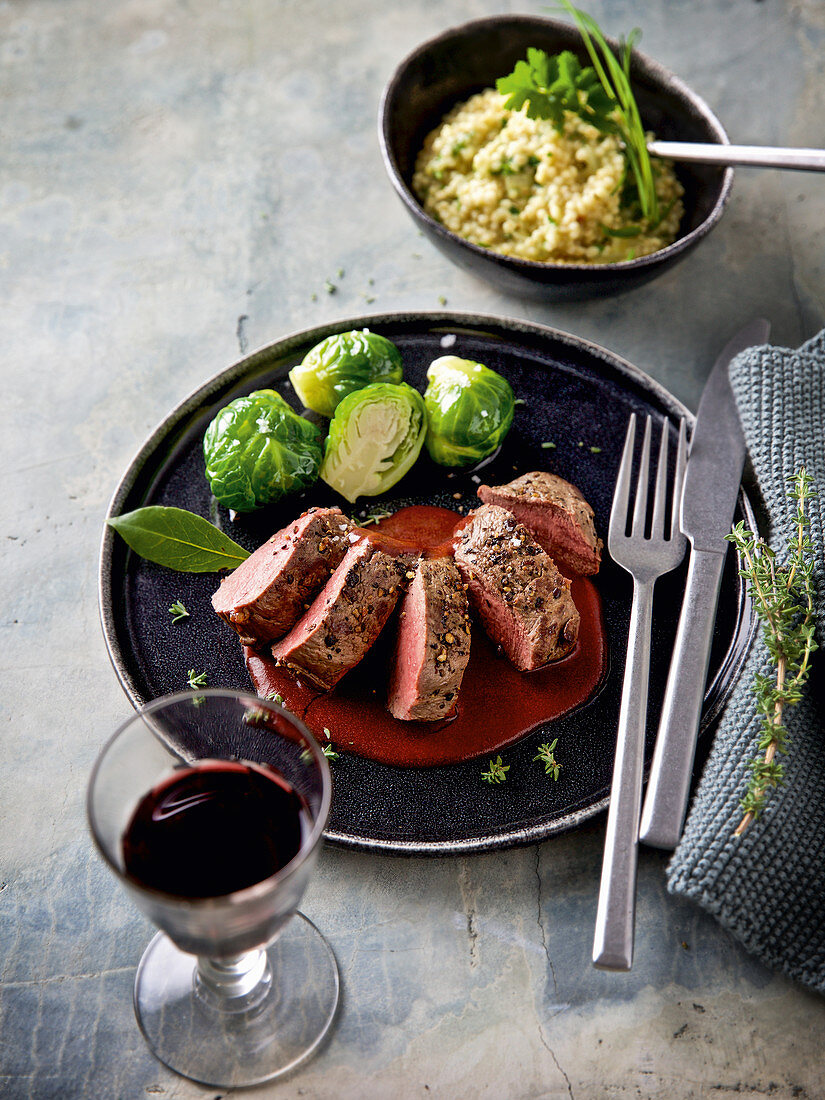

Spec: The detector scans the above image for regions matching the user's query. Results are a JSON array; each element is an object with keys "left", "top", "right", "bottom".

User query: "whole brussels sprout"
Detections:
[
  {"left": 320, "top": 382, "right": 427, "bottom": 503},
  {"left": 289, "top": 329, "right": 404, "bottom": 417},
  {"left": 423, "top": 355, "right": 515, "bottom": 467},
  {"left": 203, "top": 389, "right": 323, "bottom": 512}
]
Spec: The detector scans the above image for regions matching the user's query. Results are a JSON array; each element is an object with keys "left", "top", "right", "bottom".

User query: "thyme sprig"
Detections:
[
  {"left": 169, "top": 599, "right": 189, "bottom": 623},
  {"left": 359, "top": 506, "right": 394, "bottom": 527},
  {"left": 534, "top": 739, "right": 562, "bottom": 780},
  {"left": 481, "top": 755, "right": 510, "bottom": 784},
  {"left": 726, "top": 469, "right": 818, "bottom": 835}
]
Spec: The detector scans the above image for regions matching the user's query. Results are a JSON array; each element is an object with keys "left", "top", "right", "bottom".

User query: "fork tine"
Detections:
[
  {"left": 609, "top": 414, "right": 637, "bottom": 536},
  {"left": 651, "top": 420, "right": 670, "bottom": 539},
  {"left": 631, "top": 416, "right": 652, "bottom": 537},
  {"left": 671, "top": 419, "right": 687, "bottom": 538}
]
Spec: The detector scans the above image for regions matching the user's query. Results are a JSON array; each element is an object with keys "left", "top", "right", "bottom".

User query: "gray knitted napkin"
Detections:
[{"left": 667, "top": 329, "right": 825, "bottom": 993}]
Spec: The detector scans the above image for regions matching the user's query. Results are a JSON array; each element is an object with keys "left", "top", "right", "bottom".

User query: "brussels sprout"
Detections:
[
  {"left": 289, "top": 329, "right": 404, "bottom": 417},
  {"left": 203, "top": 389, "right": 323, "bottom": 512},
  {"left": 423, "top": 355, "right": 515, "bottom": 467},
  {"left": 320, "top": 382, "right": 427, "bottom": 503}
]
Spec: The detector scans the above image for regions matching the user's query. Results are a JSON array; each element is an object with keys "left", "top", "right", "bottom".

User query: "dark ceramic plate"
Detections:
[{"left": 99, "top": 312, "right": 755, "bottom": 855}]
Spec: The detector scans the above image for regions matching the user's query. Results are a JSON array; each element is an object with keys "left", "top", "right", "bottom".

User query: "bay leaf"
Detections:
[{"left": 107, "top": 506, "right": 250, "bottom": 572}]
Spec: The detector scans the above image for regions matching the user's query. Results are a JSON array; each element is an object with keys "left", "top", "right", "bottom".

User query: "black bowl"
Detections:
[{"left": 379, "top": 14, "right": 733, "bottom": 302}]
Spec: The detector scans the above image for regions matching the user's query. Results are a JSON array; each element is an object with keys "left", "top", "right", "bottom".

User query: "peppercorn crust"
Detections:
[{"left": 454, "top": 504, "right": 580, "bottom": 670}]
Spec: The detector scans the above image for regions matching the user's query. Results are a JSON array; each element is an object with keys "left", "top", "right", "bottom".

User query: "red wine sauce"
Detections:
[
  {"left": 245, "top": 505, "right": 607, "bottom": 769},
  {"left": 122, "top": 760, "right": 307, "bottom": 898}
]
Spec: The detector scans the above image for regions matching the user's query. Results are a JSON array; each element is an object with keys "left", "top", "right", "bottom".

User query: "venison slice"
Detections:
[
  {"left": 271, "top": 540, "right": 416, "bottom": 690},
  {"left": 477, "top": 471, "right": 602, "bottom": 577},
  {"left": 454, "top": 504, "right": 580, "bottom": 671},
  {"left": 387, "top": 556, "right": 472, "bottom": 722},
  {"left": 212, "top": 507, "right": 354, "bottom": 646}
]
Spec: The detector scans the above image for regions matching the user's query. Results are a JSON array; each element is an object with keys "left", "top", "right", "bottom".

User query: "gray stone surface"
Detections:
[{"left": 2, "top": 0, "right": 824, "bottom": 1096}]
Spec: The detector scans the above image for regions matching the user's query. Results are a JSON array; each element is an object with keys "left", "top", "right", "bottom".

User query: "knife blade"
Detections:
[{"left": 639, "top": 318, "right": 770, "bottom": 850}]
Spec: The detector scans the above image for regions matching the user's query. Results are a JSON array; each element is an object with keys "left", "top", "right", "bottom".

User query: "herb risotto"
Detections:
[{"left": 413, "top": 88, "right": 684, "bottom": 265}]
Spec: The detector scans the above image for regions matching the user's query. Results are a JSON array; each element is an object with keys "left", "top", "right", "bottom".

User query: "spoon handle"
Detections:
[{"left": 647, "top": 140, "right": 825, "bottom": 172}]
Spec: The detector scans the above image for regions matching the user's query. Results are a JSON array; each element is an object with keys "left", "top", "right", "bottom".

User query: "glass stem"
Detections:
[{"left": 195, "top": 949, "right": 272, "bottom": 1012}]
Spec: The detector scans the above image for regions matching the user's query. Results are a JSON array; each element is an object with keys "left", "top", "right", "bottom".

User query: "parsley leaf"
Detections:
[{"left": 496, "top": 48, "right": 614, "bottom": 133}]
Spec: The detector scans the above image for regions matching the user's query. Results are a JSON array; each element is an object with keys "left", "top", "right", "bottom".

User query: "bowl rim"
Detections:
[{"left": 378, "top": 12, "right": 734, "bottom": 274}]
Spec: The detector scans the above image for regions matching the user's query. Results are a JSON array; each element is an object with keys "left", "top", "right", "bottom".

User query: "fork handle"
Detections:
[
  {"left": 593, "top": 579, "right": 654, "bottom": 971},
  {"left": 639, "top": 547, "right": 727, "bottom": 850}
]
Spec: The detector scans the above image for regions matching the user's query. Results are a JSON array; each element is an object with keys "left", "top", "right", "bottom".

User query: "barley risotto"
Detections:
[{"left": 413, "top": 88, "right": 684, "bottom": 265}]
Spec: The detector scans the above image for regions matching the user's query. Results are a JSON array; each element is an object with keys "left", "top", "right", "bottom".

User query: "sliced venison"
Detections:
[
  {"left": 477, "top": 471, "right": 602, "bottom": 577},
  {"left": 271, "top": 540, "right": 415, "bottom": 690},
  {"left": 387, "top": 556, "right": 472, "bottom": 722},
  {"left": 212, "top": 507, "right": 354, "bottom": 646},
  {"left": 454, "top": 504, "right": 580, "bottom": 671}
]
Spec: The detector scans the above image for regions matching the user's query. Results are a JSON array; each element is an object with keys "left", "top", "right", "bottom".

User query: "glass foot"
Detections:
[{"left": 134, "top": 913, "right": 339, "bottom": 1087}]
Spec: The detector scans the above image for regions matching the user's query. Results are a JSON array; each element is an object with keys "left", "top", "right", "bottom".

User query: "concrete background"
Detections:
[{"left": 2, "top": 0, "right": 824, "bottom": 1096}]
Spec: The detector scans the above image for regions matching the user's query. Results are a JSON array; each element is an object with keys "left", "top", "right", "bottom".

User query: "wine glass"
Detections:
[{"left": 87, "top": 689, "right": 338, "bottom": 1087}]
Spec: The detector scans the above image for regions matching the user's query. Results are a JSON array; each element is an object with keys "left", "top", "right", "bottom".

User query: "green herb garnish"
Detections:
[
  {"left": 243, "top": 706, "right": 268, "bottom": 726},
  {"left": 108, "top": 507, "right": 250, "bottom": 572},
  {"left": 727, "top": 469, "right": 817, "bottom": 834},
  {"left": 496, "top": 46, "right": 612, "bottom": 131},
  {"left": 168, "top": 600, "right": 189, "bottom": 623},
  {"left": 320, "top": 729, "right": 339, "bottom": 761},
  {"left": 481, "top": 755, "right": 510, "bottom": 784},
  {"left": 359, "top": 506, "right": 394, "bottom": 527},
  {"left": 495, "top": 2, "right": 659, "bottom": 222},
  {"left": 490, "top": 157, "right": 516, "bottom": 176},
  {"left": 534, "top": 739, "right": 561, "bottom": 780},
  {"left": 187, "top": 669, "right": 207, "bottom": 689},
  {"left": 598, "top": 222, "right": 642, "bottom": 238}
]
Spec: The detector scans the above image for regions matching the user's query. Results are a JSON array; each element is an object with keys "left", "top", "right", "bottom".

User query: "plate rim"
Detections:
[{"left": 98, "top": 310, "right": 758, "bottom": 855}]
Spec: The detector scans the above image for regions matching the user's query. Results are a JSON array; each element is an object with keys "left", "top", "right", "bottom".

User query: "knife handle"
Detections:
[{"left": 639, "top": 547, "right": 727, "bottom": 850}]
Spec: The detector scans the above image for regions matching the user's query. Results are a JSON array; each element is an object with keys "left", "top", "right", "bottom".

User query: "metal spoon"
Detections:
[{"left": 647, "top": 141, "right": 825, "bottom": 172}]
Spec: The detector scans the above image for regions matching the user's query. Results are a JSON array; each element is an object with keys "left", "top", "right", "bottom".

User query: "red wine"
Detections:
[{"left": 122, "top": 759, "right": 308, "bottom": 898}]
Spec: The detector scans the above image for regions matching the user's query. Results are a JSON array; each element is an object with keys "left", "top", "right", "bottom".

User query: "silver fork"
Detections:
[{"left": 592, "top": 414, "right": 687, "bottom": 971}]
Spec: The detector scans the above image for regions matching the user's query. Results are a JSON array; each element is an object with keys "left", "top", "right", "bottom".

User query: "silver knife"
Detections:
[{"left": 639, "top": 318, "right": 770, "bottom": 850}]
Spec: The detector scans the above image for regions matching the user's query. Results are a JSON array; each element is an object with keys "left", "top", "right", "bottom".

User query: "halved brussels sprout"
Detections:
[
  {"left": 320, "top": 382, "right": 427, "bottom": 503},
  {"left": 289, "top": 329, "right": 404, "bottom": 417},
  {"left": 203, "top": 389, "right": 323, "bottom": 512},
  {"left": 423, "top": 355, "right": 515, "bottom": 467}
]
